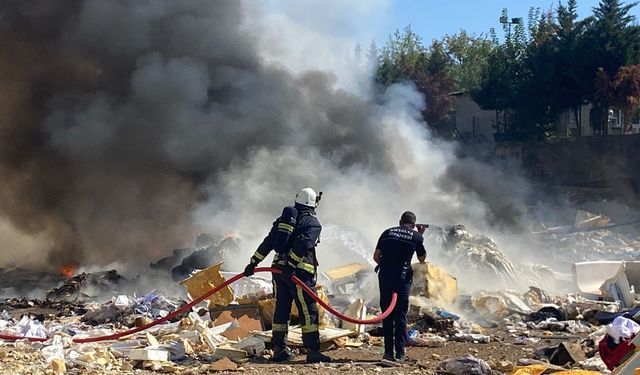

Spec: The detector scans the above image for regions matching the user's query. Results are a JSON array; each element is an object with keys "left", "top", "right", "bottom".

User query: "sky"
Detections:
[
  {"left": 259, "top": 1, "right": 639, "bottom": 60},
  {"left": 381, "top": 0, "right": 637, "bottom": 44}
]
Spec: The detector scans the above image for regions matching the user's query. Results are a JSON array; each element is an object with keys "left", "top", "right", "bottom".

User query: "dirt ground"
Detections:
[
  {"left": 0, "top": 330, "right": 585, "bottom": 375},
  {"left": 0, "top": 300, "right": 595, "bottom": 375},
  {"left": 241, "top": 330, "right": 582, "bottom": 375}
]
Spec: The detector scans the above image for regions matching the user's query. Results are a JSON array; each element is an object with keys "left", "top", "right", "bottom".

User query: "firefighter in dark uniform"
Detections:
[
  {"left": 243, "top": 188, "right": 331, "bottom": 364},
  {"left": 373, "top": 211, "right": 426, "bottom": 362}
]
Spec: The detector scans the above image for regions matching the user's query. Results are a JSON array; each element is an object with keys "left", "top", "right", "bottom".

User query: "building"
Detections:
[
  {"left": 448, "top": 92, "right": 640, "bottom": 140},
  {"left": 556, "top": 104, "right": 640, "bottom": 136},
  {"left": 447, "top": 92, "right": 497, "bottom": 143}
]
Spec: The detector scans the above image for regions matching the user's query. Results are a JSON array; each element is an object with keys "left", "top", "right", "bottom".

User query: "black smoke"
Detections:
[{"left": 0, "top": 0, "right": 393, "bottom": 269}]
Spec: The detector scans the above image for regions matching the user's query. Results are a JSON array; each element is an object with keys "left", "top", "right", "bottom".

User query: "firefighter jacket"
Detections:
[{"left": 249, "top": 204, "right": 321, "bottom": 275}]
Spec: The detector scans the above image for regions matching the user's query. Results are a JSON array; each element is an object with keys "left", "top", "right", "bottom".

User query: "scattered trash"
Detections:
[
  {"left": 407, "top": 330, "right": 446, "bottom": 347},
  {"left": 232, "top": 336, "right": 266, "bottom": 356},
  {"left": 3, "top": 221, "right": 640, "bottom": 374},
  {"left": 548, "top": 341, "right": 587, "bottom": 366},
  {"left": 180, "top": 262, "right": 235, "bottom": 307},
  {"left": 452, "top": 333, "right": 491, "bottom": 344},
  {"left": 441, "top": 355, "right": 492, "bottom": 375},
  {"left": 605, "top": 316, "right": 640, "bottom": 344},
  {"left": 209, "top": 357, "right": 239, "bottom": 371},
  {"left": 340, "top": 298, "right": 367, "bottom": 334},
  {"left": 209, "top": 304, "right": 264, "bottom": 340},
  {"left": 411, "top": 262, "right": 458, "bottom": 306}
]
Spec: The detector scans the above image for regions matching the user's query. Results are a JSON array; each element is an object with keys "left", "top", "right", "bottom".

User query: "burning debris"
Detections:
[
  {"left": 0, "top": 269, "right": 66, "bottom": 298},
  {"left": 46, "top": 271, "right": 127, "bottom": 301},
  {"left": 150, "top": 234, "right": 242, "bottom": 282}
]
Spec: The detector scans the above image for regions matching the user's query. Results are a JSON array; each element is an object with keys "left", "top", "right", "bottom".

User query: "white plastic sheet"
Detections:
[{"left": 606, "top": 316, "right": 640, "bottom": 344}]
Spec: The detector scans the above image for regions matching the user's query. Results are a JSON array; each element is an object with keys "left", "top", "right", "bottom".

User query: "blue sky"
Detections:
[{"left": 381, "top": 0, "right": 638, "bottom": 44}]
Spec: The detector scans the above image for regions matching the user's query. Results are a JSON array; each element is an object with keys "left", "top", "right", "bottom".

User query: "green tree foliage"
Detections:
[
  {"left": 372, "top": 0, "right": 640, "bottom": 141},
  {"left": 375, "top": 26, "right": 455, "bottom": 128},
  {"left": 588, "top": 0, "right": 640, "bottom": 77},
  {"left": 552, "top": 0, "right": 588, "bottom": 135},
  {"left": 581, "top": 0, "right": 640, "bottom": 132},
  {"left": 472, "top": 9, "right": 547, "bottom": 140},
  {"left": 472, "top": 1, "right": 639, "bottom": 140},
  {"left": 442, "top": 31, "right": 496, "bottom": 93}
]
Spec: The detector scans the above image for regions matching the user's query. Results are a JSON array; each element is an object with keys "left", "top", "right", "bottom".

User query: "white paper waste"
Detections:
[
  {"left": 41, "top": 336, "right": 65, "bottom": 362},
  {"left": 114, "top": 295, "right": 130, "bottom": 308},
  {"left": 19, "top": 317, "right": 47, "bottom": 338}
]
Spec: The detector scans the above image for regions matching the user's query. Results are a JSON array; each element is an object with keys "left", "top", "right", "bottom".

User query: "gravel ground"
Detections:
[{"left": 0, "top": 327, "right": 592, "bottom": 375}]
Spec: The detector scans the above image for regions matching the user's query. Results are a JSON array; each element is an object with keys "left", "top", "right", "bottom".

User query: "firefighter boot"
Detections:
[
  {"left": 303, "top": 331, "right": 332, "bottom": 363},
  {"left": 271, "top": 331, "right": 293, "bottom": 362}
]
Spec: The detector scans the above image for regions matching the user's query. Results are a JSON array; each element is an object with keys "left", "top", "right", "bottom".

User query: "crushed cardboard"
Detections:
[
  {"left": 210, "top": 304, "right": 264, "bottom": 340},
  {"left": 253, "top": 326, "right": 352, "bottom": 347},
  {"left": 411, "top": 262, "right": 458, "bottom": 306},
  {"left": 180, "top": 262, "right": 234, "bottom": 306},
  {"left": 209, "top": 357, "right": 238, "bottom": 371}
]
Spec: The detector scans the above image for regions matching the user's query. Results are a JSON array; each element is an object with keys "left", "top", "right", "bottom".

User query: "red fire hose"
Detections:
[{"left": 0, "top": 267, "right": 397, "bottom": 343}]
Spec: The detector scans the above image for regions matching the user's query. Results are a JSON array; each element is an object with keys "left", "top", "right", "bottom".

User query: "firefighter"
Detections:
[
  {"left": 243, "top": 188, "right": 331, "bottom": 364},
  {"left": 373, "top": 211, "right": 426, "bottom": 362}
]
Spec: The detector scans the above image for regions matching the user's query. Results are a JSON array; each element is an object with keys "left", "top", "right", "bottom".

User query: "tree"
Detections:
[
  {"left": 552, "top": 0, "right": 588, "bottom": 135},
  {"left": 520, "top": 8, "right": 562, "bottom": 132},
  {"left": 472, "top": 9, "right": 546, "bottom": 140},
  {"left": 376, "top": 26, "right": 455, "bottom": 128},
  {"left": 590, "top": 0, "right": 640, "bottom": 75},
  {"left": 365, "top": 40, "right": 379, "bottom": 68},
  {"left": 442, "top": 31, "right": 496, "bottom": 93},
  {"left": 593, "top": 68, "right": 614, "bottom": 134},
  {"left": 612, "top": 65, "right": 640, "bottom": 133},
  {"left": 579, "top": 0, "right": 640, "bottom": 130}
]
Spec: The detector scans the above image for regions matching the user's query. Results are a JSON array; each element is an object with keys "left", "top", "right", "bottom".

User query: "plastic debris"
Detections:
[
  {"left": 605, "top": 316, "right": 640, "bottom": 344},
  {"left": 442, "top": 355, "right": 492, "bottom": 374}
]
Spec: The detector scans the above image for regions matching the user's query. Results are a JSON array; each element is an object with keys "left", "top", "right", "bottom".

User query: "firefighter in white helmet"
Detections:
[{"left": 243, "top": 187, "right": 330, "bottom": 363}]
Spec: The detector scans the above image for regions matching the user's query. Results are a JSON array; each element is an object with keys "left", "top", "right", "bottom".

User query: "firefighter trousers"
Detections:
[
  {"left": 272, "top": 270, "right": 320, "bottom": 351},
  {"left": 379, "top": 269, "right": 412, "bottom": 358}
]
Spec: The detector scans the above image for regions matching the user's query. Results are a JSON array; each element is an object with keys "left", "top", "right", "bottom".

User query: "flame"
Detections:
[{"left": 58, "top": 263, "right": 78, "bottom": 278}]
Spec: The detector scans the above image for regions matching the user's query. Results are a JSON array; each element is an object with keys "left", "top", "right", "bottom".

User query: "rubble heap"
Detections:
[
  {"left": 46, "top": 271, "right": 127, "bottom": 301},
  {"left": 426, "top": 225, "right": 557, "bottom": 291}
]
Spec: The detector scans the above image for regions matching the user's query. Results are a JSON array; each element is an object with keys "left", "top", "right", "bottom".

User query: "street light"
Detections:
[{"left": 499, "top": 16, "right": 522, "bottom": 36}]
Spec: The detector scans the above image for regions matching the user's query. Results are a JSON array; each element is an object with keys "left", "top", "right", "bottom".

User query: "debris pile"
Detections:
[
  {"left": 81, "top": 291, "right": 183, "bottom": 326},
  {"left": 150, "top": 234, "right": 242, "bottom": 282},
  {"left": 0, "top": 269, "right": 66, "bottom": 297},
  {"left": 425, "top": 225, "right": 559, "bottom": 290},
  {"left": 533, "top": 209, "right": 640, "bottom": 270},
  {"left": 46, "top": 270, "right": 128, "bottom": 301},
  {"left": 536, "top": 229, "right": 640, "bottom": 269},
  {"left": 4, "top": 220, "right": 640, "bottom": 374},
  {"left": 428, "top": 224, "right": 520, "bottom": 288}
]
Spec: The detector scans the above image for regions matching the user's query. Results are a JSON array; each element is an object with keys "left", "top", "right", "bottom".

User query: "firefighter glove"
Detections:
[{"left": 243, "top": 263, "right": 256, "bottom": 277}]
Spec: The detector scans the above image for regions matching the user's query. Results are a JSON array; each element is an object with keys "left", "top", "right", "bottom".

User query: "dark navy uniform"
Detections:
[
  {"left": 248, "top": 204, "right": 322, "bottom": 356},
  {"left": 376, "top": 225, "right": 426, "bottom": 359}
]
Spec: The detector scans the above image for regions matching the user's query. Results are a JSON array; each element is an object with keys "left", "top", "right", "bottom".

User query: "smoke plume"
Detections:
[{"left": 0, "top": 0, "right": 534, "bottom": 276}]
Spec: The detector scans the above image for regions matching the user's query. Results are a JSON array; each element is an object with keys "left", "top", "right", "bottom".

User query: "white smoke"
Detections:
[{"left": 0, "top": 0, "right": 540, "bottom": 292}]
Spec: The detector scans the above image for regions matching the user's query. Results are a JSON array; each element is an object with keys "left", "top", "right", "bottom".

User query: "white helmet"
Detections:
[{"left": 295, "top": 187, "right": 322, "bottom": 208}]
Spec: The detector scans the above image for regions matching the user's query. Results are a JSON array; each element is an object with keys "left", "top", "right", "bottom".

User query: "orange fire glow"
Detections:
[{"left": 58, "top": 263, "right": 78, "bottom": 278}]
